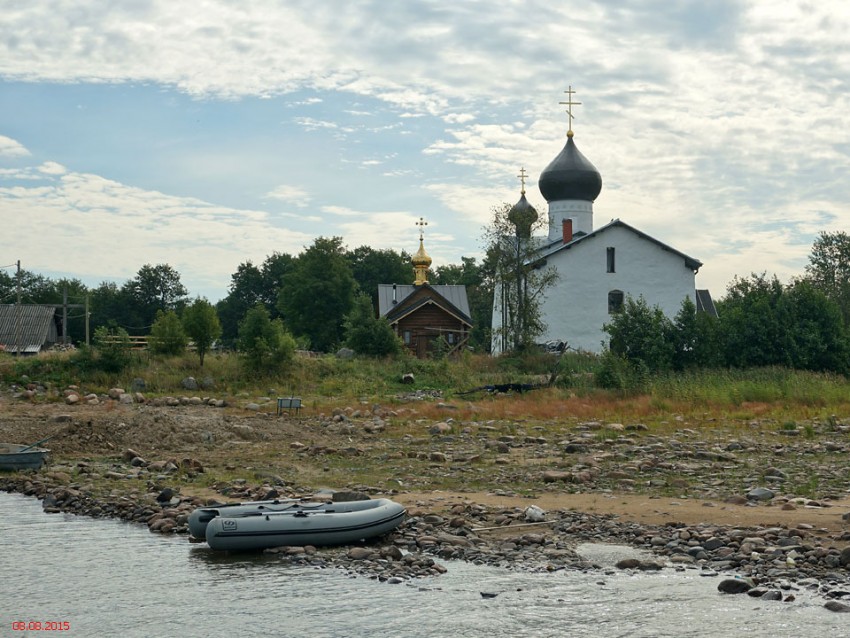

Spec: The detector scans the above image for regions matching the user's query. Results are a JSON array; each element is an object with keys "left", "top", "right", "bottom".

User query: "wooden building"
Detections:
[{"left": 377, "top": 219, "right": 472, "bottom": 358}]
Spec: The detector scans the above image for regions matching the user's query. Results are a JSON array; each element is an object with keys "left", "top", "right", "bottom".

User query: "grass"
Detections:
[{"left": 4, "top": 350, "right": 850, "bottom": 428}]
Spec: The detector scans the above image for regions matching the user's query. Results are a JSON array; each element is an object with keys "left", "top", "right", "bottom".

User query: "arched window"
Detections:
[{"left": 608, "top": 290, "right": 624, "bottom": 314}]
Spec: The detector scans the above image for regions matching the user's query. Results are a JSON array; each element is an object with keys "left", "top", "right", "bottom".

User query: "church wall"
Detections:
[{"left": 537, "top": 225, "right": 696, "bottom": 353}]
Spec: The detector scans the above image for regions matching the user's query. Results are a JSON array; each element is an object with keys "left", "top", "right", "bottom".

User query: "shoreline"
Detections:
[{"left": 3, "top": 396, "right": 850, "bottom": 610}]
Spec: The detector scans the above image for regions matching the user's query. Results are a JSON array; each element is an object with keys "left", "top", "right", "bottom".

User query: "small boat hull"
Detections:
[
  {"left": 205, "top": 498, "right": 406, "bottom": 551},
  {"left": 188, "top": 498, "right": 331, "bottom": 539},
  {"left": 0, "top": 443, "right": 49, "bottom": 471}
]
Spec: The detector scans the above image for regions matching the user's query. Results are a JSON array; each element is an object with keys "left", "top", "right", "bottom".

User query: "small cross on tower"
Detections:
[
  {"left": 559, "top": 85, "right": 581, "bottom": 138},
  {"left": 416, "top": 216, "right": 428, "bottom": 241},
  {"left": 517, "top": 167, "right": 528, "bottom": 195}
]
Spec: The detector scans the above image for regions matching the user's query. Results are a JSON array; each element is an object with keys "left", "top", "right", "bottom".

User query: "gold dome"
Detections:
[{"left": 412, "top": 217, "right": 431, "bottom": 285}]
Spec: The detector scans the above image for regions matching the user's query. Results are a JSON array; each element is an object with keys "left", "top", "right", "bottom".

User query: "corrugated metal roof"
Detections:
[
  {"left": 0, "top": 305, "right": 57, "bottom": 354},
  {"left": 377, "top": 284, "right": 471, "bottom": 319}
]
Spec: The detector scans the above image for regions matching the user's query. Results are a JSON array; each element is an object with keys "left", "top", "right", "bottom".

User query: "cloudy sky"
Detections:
[{"left": 2, "top": 1, "right": 849, "bottom": 303}]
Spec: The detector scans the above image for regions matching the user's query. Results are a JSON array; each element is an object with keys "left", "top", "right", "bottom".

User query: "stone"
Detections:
[
  {"left": 401, "top": 373, "right": 415, "bottom": 384},
  {"left": 718, "top": 578, "right": 753, "bottom": 594},
  {"left": 181, "top": 377, "right": 199, "bottom": 391},
  {"left": 839, "top": 547, "right": 850, "bottom": 567},
  {"left": 825, "top": 601, "right": 850, "bottom": 613},
  {"left": 746, "top": 487, "right": 775, "bottom": 501},
  {"left": 348, "top": 547, "right": 373, "bottom": 560},
  {"left": 542, "top": 470, "right": 571, "bottom": 483},
  {"left": 130, "top": 378, "right": 146, "bottom": 392},
  {"left": 336, "top": 348, "right": 355, "bottom": 359}
]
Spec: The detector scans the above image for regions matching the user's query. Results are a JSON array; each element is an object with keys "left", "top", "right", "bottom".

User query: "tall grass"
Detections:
[{"left": 4, "top": 350, "right": 850, "bottom": 422}]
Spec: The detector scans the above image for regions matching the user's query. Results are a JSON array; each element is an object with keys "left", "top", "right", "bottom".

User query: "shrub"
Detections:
[{"left": 150, "top": 310, "right": 188, "bottom": 356}]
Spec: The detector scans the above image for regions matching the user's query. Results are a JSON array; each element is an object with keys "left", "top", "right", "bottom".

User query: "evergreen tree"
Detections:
[{"left": 344, "top": 293, "right": 402, "bottom": 356}]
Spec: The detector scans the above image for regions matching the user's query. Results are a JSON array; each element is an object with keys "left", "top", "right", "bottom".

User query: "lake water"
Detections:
[{"left": 0, "top": 492, "right": 844, "bottom": 637}]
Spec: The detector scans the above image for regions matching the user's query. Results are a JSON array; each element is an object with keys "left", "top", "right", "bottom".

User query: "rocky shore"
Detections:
[
  {"left": 3, "top": 463, "right": 850, "bottom": 612},
  {"left": 3, "top": 388, "right": 850, "bottom": 612}
]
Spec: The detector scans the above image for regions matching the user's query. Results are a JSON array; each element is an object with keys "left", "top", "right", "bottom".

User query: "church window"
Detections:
[
  {"left": 403, "top": 330, "right": 412, "bottom": 345},
  {"left": 606, "top": 247, "right": 616, "bottom": 273},
  {"left": 608, "top": 290, "right": 624, "bottom": 314}
]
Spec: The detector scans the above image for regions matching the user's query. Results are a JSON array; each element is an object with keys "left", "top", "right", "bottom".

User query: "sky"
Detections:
[{"left": 1, "top": 0, "right": 849, "bottom": 304}]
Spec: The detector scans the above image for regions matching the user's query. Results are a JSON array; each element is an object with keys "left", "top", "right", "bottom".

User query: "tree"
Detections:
[
  {"left": 604, "top": 295, "right": 675, "bottom": 373},
  {"left": 123, "top": 264, "right": 188, "bottom": 332},
  {"left": 238, "top": 305, "right": 296, "bottom": 372},
  {"left": 277, "top": 237, "right": 357, "bottom": 352},
  {"left": 804, "top": 231, "right": 850, "bottom": 326},
  {"left": 344, "top": 293, "right": 402, "bottom": 356},
  {"left": 347, "top": 246, "right": 412, "bottom": 305},
  {"left": 778, "top": 281, "right": 849, "bottom": 373},
  {"left": 717, "top": 273, "right": 789, "bottom": 368},
  {"left": 485, "top": 202, "right": 557, "bottom": 352},
  {"left": 149, "top": 310, "right": 188, "bottom": 355},
  {"left": 672, "top": 297, "right": 722, "bottom": 370},
  {"left": 182, "top": 298, "right": 222, "bottom": 367}
]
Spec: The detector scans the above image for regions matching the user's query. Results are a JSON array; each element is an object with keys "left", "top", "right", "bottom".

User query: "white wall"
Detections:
[{"left": 537, "top": 225, "right": 696, "bottom": 353}]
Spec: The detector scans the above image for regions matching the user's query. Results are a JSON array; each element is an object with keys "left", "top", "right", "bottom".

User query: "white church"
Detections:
[{"left": 491, "top": 90, "right": 714, "bottom": 354}]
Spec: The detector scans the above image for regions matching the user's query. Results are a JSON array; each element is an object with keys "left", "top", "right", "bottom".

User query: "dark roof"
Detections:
[
  {"left": 378, "top": 284, "right": 471, "bottom": 319},
  {"left": 538, "top": 135, "right": 602, "bottom": 203},
  {"left": 696, "top": 289, "right": 718, "bottom": 317},
  {"left": 538, "top": 219, "right": 703, "bottom": 272},
  {"left": 0, "top": 305, "right": 57, "bottom": 354}
]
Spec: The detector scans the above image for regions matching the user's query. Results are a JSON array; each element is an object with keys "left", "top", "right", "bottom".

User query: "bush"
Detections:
[
  {"left": 238, "top": 305, "right": 296, "bottom": 373},
  {"left": 91, "top": 326, "right": 133, "bottom": 373},
  {"left": 344, "top": 294, "right": 402, "bottom": 357},
  {"left": 150, "top": 310, "right": 188, "bottom": 356}
]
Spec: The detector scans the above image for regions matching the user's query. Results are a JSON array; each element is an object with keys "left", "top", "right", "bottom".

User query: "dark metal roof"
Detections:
[
  {"left": 378, "top": 284, "right": 471, "bottom": 319},
  {"left": 538, "top": 219, "right": 703, "bottom": 272},
  {"left": 538, "top": 135, "right": 602, "bottom": 203},
  {"left": 0, "top": 305, "right": 57, "bottom": 354},
  {"left": 696, "top": 289, "right": 718, "bottom": 317}
]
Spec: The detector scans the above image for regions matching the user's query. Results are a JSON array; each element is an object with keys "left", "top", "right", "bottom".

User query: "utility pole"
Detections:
[{"left": 15, "top": 260, "right": 21, "bottom": 356}]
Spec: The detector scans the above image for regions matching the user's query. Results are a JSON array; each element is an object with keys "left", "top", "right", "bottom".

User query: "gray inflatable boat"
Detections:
[
  {"left": 188, "top": 498, "right": 329, "bottom": 539},
  {"left": 204, "top": 498, "right": 406, "bottom": 551}
]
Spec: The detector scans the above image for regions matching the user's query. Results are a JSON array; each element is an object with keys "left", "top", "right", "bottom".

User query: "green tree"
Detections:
[
  {"left": 672, "top": 296, "right": 722, "bottom": 370},
  {"left": 804, "top": 231, "right": 850, "bottom": 326},
  {"left": 604, "top": 295, "right": 675, "bottom": 373},
  {"left": 344, "top": 293, "right": 402, "bottom": 356},
  {"left": 149, "top": 310, "right": 188, "bottom": 356},
  {"left": 238, "top": 305, "right": 296, "bottom": 372},
  {"left": 122, "top": 264, "right": 188, "bottom": 332},
  {"left": 718, "top": 273, "right": 788, "bottom": 368},
  {"left": 278, "top": 237, "right": 357, "bottom": 352},
  {"left": 347, "top": 246, "right": 412, "bottom": 305},
  {"left": 486, "top": 202, "right": 557, "bottom": 352},
  {"left": 182, "top": 297, "right": 222, "bottom": 367},
  {"left": 778, "top": 281, "right": 849, "bottom": 373}
]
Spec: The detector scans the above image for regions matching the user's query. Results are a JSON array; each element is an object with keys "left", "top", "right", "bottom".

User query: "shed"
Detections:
[{"left": 0, "top": 305, "right": 58, "bottom": 354}]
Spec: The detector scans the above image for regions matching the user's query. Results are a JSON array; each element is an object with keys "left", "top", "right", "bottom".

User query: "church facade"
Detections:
[{"left": 492, "top": 90, "right": 709, "bottom": 354}]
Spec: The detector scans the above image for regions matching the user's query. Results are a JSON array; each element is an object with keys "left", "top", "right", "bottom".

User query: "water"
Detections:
[{"left": 0, "top": 492, "right": 843, "bottom": 637}]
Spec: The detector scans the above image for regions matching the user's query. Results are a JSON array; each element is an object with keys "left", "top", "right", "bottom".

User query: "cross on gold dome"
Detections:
[
  {"left": 517, "top": 167, "right": 528, "bottom": 194},
  {"left": 416, "top": 216, "right": 428, "bottom": 241},
  {"left": 559, "top": 85, "right": 581, "bottom": 138}
]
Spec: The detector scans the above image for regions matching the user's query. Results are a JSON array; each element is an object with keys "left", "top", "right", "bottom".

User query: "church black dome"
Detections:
[
  {"left": 508, "top": 192, "right": 538, "bottom": 239},
  {"left": 538, "top": 135, "right": 602, "bottom": 203}
]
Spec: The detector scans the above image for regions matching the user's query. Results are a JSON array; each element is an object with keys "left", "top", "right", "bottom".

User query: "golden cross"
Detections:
[
  {"left": 416, "top": 216, "right": 428, "bottom": 241},
  {"left": 517, "top": 167, "right": 528, "bottom": 194},
  {"left": 558, "top": 85, "right": 581, "bottom": 137}
]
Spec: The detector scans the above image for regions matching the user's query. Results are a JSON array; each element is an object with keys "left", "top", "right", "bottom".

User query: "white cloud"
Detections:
[
  {"left": 37, "top": 161, "right": 66, "bottom": 175},
  {"left": 0, "top": 135, "right": 30, "bottom": 157},
  {"left": 265, "top": 184, "right": 310, "bottom": 207}
]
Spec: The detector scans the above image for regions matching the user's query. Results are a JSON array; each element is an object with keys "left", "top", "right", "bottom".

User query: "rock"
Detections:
[
  {"left": 348, "top": 547, "right": 373, "bottom": 560},
  {"left": 130, "top": 378, "right": 146, "bottom": 392},
  {"left": 480, "top": 592, "right": 498, "bottom": 598},
  {"left": 245, "top": 403, "right": 260, "bottom": 411},
  {"left": 401, "top": 373, "right": 415, "bottom": 384},
  {"left": 64, "top": 394, "right": 80, "bottom": 405},
  {"left": 156, "top": 488, "right": 176, "bottom": 503},
  {"left": 616, "top": 559, "right": 641, "bottom": 570},
  {"left": 542, "top": 470, "right": 571, "bottom": 483},
  {"left": 718, "top": 578, "right": 753, "bottom": 594},
  {"left": 332, "top": 491, "right": 370, "bottom": 502},
  {"left": 124, "top": 448, "right": 142, "bottom": 462},
  {"left": 524, "top": 505, "right": 546, "bottom": 522},
  {"left": 429, "top": 422, "right": 452, "bottom": 435},
  {"left": 108, "top": 388, "right": 125, "bottom": 399},
  {"left": 839, "top": 547, "right": 850, "bottom": 567},
  {"left": 336, "top": 348, "right": 355, "bottom": 359},
  {"left": 429, "top": 452, "right": 448, "bottom": 462},
  {"left": 181, "top": 377, "right": 198, "bottom": 391},
  {"left": 825, "top": 601, "right": 850, "bottom": 613},
  {"left": 746, "top": 487, "right": 775, "bottom": 501}
]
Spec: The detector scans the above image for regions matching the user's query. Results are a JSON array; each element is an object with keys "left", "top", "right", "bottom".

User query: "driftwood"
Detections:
[{"left": 471, "top": 520, "right": 555, "bottom": 532}]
